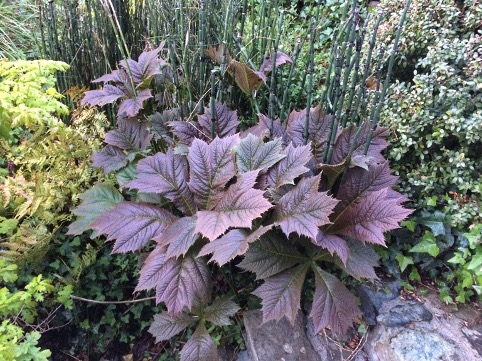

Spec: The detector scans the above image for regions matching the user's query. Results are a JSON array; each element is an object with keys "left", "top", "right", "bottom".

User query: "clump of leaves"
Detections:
[{"left": 72, "top": 43, "right": 411, "bottom": 359}]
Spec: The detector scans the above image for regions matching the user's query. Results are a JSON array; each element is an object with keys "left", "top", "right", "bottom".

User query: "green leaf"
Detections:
[
  {"left": 409, "top": 267, "right": 421, "bottom": 281},
  {"left": 426, "top": 196, "right": 437, "bottom": 207},
  {"left": 467, "top": 252, "right": 482, "bottom": 271},
  {"left": 67, "top": 184, "right": 124, "bottom": 237},
  {"left": 0, "top": 218, "right": 18, "bottom": 235},
  {"left": 409, "top": 231, "right": 439, "bottom": 257},
  {"left": 401, "top": 220, "right": 416, "bottom": 232},
  {"left": 396, "top": 253, "right": 414, "bottom": 273}
]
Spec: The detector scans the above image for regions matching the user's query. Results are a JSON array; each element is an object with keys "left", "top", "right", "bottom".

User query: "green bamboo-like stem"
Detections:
[
  {"left": 268, "top": 9, "right": 284, "bottom": 131},
  {"left": 303, "top": 22, "right": 316, "bottom": 145},
  {"left": 280, "top": 34, "right": 305, "bottom": 121},
  {"left": 352, "top": 8, "right": 383, "bottom": 125},
  {"left": 239, "top": 0, "right": 248, "bottom": 40},
  {"left": 199, "top": 0, "right": 207, "bottom": 98},
  {"left": 367, "top": 47, "right": 385, "bottom": 125},
  {"left": 169, "top": 37, "right": 184, "bottom": 121},
  {"left": 210, "top": 69, "right": 219, "bottom": 139}
]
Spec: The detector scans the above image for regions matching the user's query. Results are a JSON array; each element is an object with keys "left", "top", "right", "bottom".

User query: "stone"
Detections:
[
  {"left": 235, "top": 350, "right": 252, "bottom": 361},
  {"left": 356, "top": 279, "right": 402, "bottom": 326},
  {"left": 243, "top": 310, "right": 319, "bottom": 361},
  {"left": 462, "top": 324, "right": 482, "bottom": 358},
  {"left": 376, "top": 302, "right": 433, "bottom": 326}
]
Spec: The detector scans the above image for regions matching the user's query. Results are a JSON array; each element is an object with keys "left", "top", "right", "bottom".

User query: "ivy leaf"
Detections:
[
  {"left": 273, "top": 174, "right": 338, "bottom": 241},
  {"left": 197, "top": 101, "right": 239, "bottom": 138},
  {"left": 310, "top": 265, "right": 361, "bottom": 335},
  {"left": 92, "top": 145, "right": 128, "bottom": 174},
  {"left": 148, "top": 311, "right": 192, "bottom": 342},
  {"left": 157, "top": 217, "right": 198, "bottom": 258},
  {"left": 188, "top": 135, "right": 239, "bottom": 210},
  {"left": 238, "top": 232, "right": 307, "bottom": 279},
  {"left": 253, "top": 264, "right": 309, "bottom": 325},
  {"left": 334, "top": 239, "right": 380, "bottom": 279},
  {"left": 195, "top": 170, "right": 272, "bottom": 241},
  {"left": 235, "top": 134, "right": 285, "bottom": 173},
  {"left": 329, "top": 188, "right": 412, "bottom": 245},
  {"left": 117, "top": 88, "right": 153, "bottom": 117},
  {"left": 127, "top": 149, "right": 196, "bottom": 215},
  {"left": 204, "top": 297, "right": 240, "bottom": 326},
  {"left": 155, "top": 255, "right": 211, "bottom": 315},
  {"left": 396, "top": 253, "right": 414, "bottom": 273},
  {"left": 267, "top": 143, "right": 312, "bottom": 188},
  {"left": 136, "top": 246, "right": 167, "bottom": 292},
  {"left": 82, "top": 84, "right": 125, "bottom": 107},
  {"left": 258, "top": 51, "right": 293, "bottom": 74},
  {"left": 92, "top": 201, "right": 176, "bottom": 253},
  {"left": 314, "top": 232, "right": 349, "bottom": 264},
  {"left": 180, "top": 324, "right": 220, "bottom": 361},
  {"left": 227, "top": 60, "right": 264, "bottom": 94},
  {"left": 68, "top": 184, "right": 124, "bottom": 236},
  {"left": 198, "top": 225, "right": 272, "bottom": 266},
  {"left": 286, "top": 107, "right": 332, "bottom": 163},
  {"left": 409, "top": 231, "right": 439, "bottom": 257},
  {"left": 105, "top": 117, "right": 152, "bottom": 151}
]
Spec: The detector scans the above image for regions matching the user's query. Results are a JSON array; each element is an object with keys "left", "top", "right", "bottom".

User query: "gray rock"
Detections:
[
  {"left": 243, "top": 310, "right": 319, "bottom": 361},
  {"left": 356, "top": 279, "right": 402, "bottom": 326},
  {"left": 462, "top": 324, "right": 482, "bottom": 357},
  {"left": 235, "top": 350, "right": 252, "bottom": 361},
  {"left": 376, "top": 302, "right": 433, "bottom": 326}
]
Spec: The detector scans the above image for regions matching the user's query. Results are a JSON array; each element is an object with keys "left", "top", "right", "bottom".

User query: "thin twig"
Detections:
[{"left": 71, "top": 295, "right": 155, "bottom": 305}]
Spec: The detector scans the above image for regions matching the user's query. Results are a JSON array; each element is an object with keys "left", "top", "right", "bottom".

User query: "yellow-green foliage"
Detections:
[
  {"left": 0, "top": 59, "right": 69, "bottom": 139},
  {"left": 0, "top": 62, "right": 107, "bottom": 263},
  {"left": 0, "top": 259, "right": 73, "bottom": 360}
]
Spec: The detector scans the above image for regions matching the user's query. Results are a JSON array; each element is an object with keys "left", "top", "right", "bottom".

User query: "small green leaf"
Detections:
[
  {"left": 396, "top": 253, "right": 414, "bottom": 273},
  {"left": 409, "top": 267, "right": 421, "bottom": 281},
  {"left": 426, "top": 196, "right": 437, "bottom": 207},
  {"left": 467, "top": 253, "right": 482, "bottom": 271},
  {"left": 401, "top": 220, "right": 416, "bottom": 232},
  {"left": 409, "top": 231, "right": 439, "bottom": 257}
]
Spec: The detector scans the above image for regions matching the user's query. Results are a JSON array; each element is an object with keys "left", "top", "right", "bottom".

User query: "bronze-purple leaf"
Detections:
[
  {"left": 267, "top": 142, "right": 312, "bottom": 188},
  {"left": 273, "top": 174, "right": 338, "bottom": 241},
  {"left": 92, "top": 145, "right": 128, "bottom": 174},
  {"left": 310, "top": 265, "right": 361, "bottom": 335},
  {"left": 314, "top": 232, "right": 349, "bottom": 265},
  {"left": 188, "top": 135, "right": 239, "bottom": 210},
  {"left": 155, "top": 255, "right": 211, "bottom": 315},
  {"left": 258, "top": 51, "right": 293, "bottom": 74},
  {"left": 334, "top": 239, "right": 380, "bottom": 280},
  {"left": 204, "top": 296, "right": 240, "bottom": 326},
  {"left": 148, "top": 311, "right": 192, "bottom": 343},
  {"left": 117, "top": 88, "right": 153, "bottom": 117},
  {"left": 105, "top": 117, "right": 152, "bottom": 151},
  {"left": 92, "top": 201, "right": 176, "bottom": 253},
  {"left": 329, "top": 188, "right": 413, "bottom": 245},
  {"left": 169, "top": 120, "right": 207, "bottom": 145},
  {"left": 82, "top": 84, "right": 126, "bottom": 107},
  {"left": 119, "top": 43, "right": 165, "bottom": 84},
  {"left": 156, "top": 216, "right": 198, "bottom": 258},
  {"left": 136, "top": 246, "right": 168, "bottom": 292},
  {"left": 253, "top": 264, "right": 309, "bottom": 325},
  {"left": 195, "top": 170, "right": 272, "bottom": 241},
  {"left": 127, "top": 149, "right": 196, "bottom": 215},
  {"left": 198, "top": 225, "right": 272, "bottom": 266},
  {"left": 235, "top": 134, "right": 285, "bottom": 173},
  {"left": 197, "top": 101, "right": 239, "bottom": 138},
  {"left": 179, "top": 324, "right": 220, "bottom": 361}
]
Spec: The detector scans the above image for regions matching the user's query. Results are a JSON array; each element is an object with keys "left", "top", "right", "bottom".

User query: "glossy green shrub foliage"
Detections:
[{"left": 377, "top": 0, "right": 482, "bottom": 228}]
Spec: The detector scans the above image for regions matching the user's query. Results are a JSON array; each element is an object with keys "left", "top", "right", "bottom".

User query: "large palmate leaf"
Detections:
[
  {"left": 314, "top": 232, "right": 349, "bottom": 264},
  {"left": 92, "top": 201, "right": 176, "bottom": 253},
  {"left": 286, "top": 107, "right": 332, "bottom": 163},
  {"left": 258, "top": 51, "right": 293, "bottom": 74},
  {"left": 104, "top": 117, "right": 152, "bottom": 151},
  {"left": 335, "top": 239, "right": 380, "bottom": 280},
  {"left": 156, "top": 216, "right": 198, "bottom": 258},
  {"left": 82, "top": 84, "right": 125, "bottom": 107},
  {"left": 330, "top": 122, "right": 388, "bottom": 164},
  {"left": 253, "top": 264, "right": 309, "bottom": 325},
  {"left": 169, "top": 120, "right": 206, "bottom": 145},
  {"left": 310, "top": 266, "right": 361, "bottom": 335},
  {"left": 179, "top": 324, "right": 220, "bottom": 361},
  {"left": 150, "top": 110, "right": 175, "bottom": 144},
  {"left": 235, "top": 134, "right": 285, "bottom": 173},
  {"left": 328, "top": 188, "right": 412, "bottom": 245},
  {"left": 195, "top": 170, "right": 272, "bottom": 241},
  {"left": 127, "top": 149, "right": 196, "bottom": 214},
  {"left": 117, "top": 88, "right": 153, "bottom": 117},
  {"left": 273, "top": 174, "right": 338, "bottom": 241},
  {"left": 68, "top": 184, "right": 124, "bottom": 236},
  {"left": 204, "top": 296, "right": 240, "bottom": 326},
  {"left": 148, "top": 311, "right": 192, "bottom": 342},
  {"left": 136, "top": 246, "right": 167, "bottom": 292},
  {"left": 257, "top": 114, "right": 289, "bottom": 143},
  {"left": 238, "top": 232, "right": 307, "bottom": 279},
  {"left": 155, "top": 255, "right": 211, "bottom": 315},
  {"left": 267, "top": 143, "right": 312, "bottom": 188},
  {"left": 198, "top": 226, "right": 271, "bottom": 266},
  {"left": 92, "top": 145, "right": 128, "bottom": 174},
  {"left": 197, "top": 101, "right": 239, "bottom": 138},
  {"left": 188, "top": 135, "right": 239, "bottom": 209},
  {"left": 119, "top": 43, "right": 165, "bottom": 84}
]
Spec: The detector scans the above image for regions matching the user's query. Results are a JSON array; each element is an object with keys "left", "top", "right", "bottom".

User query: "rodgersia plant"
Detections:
[{"left": 69, "top": 19, "right": 411, "bottom": 360}]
